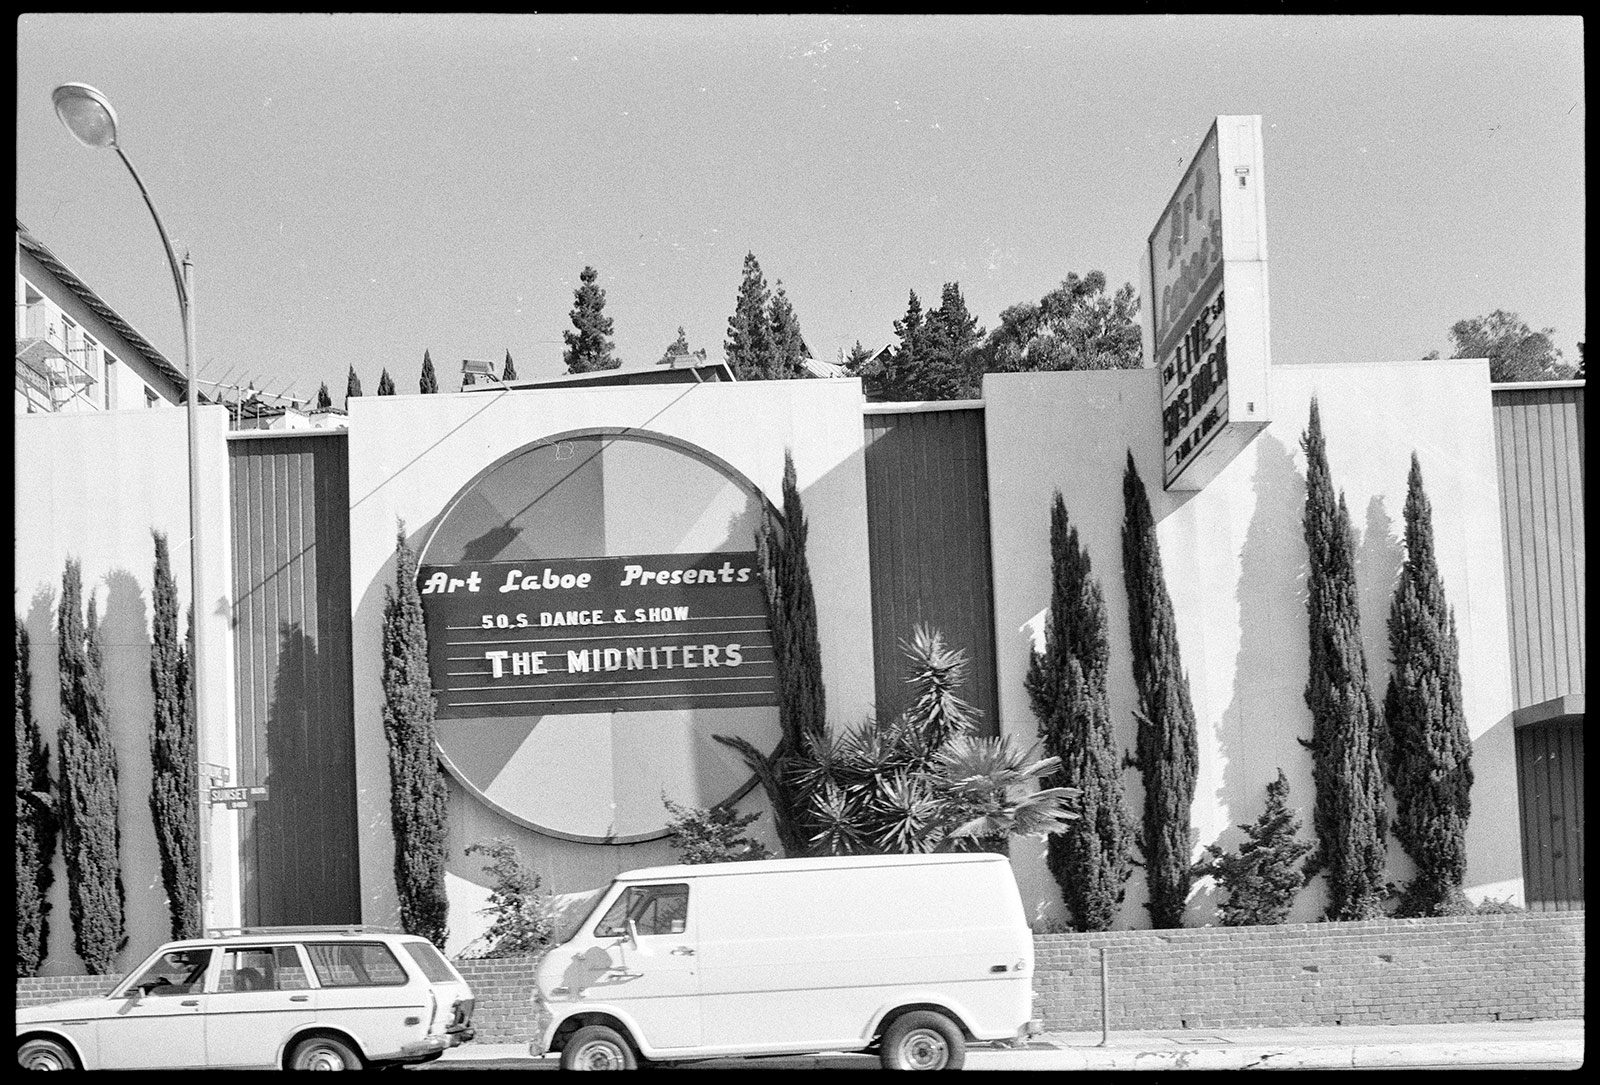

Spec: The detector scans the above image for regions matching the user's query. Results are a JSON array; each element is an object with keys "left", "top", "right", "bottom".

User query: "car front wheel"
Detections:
[
  {"left": 880, "top": 1010, "right": 966, "bottom": 1070},
  {"left": 290, "top": 1035, "right": 364, "bottom": 1071},
  {"left": 19, "top": 1038, "right": 79, "bottom": 1071},
  {"left": 560, "top": 1025, "right": 637, "bottom": 1071}
]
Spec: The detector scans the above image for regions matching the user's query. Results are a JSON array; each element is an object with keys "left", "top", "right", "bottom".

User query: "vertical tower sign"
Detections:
[{"left": 1147, "top": 115, "right": 1272, "bottom": 491}]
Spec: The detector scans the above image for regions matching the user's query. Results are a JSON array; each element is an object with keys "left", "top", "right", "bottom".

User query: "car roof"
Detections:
[
  {"left": 613, "top": 851, "right": 1008, "bottom": 884},
  {"left": 151, "top": 926, "right": 425, "bottom": 950}
]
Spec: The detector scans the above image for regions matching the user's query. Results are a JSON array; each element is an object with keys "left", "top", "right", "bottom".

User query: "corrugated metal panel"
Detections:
[
  {"left": 1492, "top": 385, "right": 1585, "bottom": 709},
  {"left": 1515, "top": 716, "right": 1585, "bottom": 911},
  {"left": 862, "top": 407, "right": 999, "bottom": 734},
  {"left": 229, "top": 433, "right": 359, "bottom": 925}
]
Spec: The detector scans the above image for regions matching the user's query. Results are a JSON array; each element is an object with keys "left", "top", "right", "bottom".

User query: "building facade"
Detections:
[
  {"left": 15, "top": 220, "right": 187, "bottom": 414},
  {"left": 15, "top": 362, "right": 1584, "bottom": 972}
]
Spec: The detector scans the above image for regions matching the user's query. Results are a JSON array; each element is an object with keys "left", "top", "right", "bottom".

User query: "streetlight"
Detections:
[{"left": 53, "top": 82, "right": 216, "bottom": 927}]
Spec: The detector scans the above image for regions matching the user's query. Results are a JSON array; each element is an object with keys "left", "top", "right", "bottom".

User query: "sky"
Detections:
[{"left": 16, "top": 14, "right": 1585, "bottom": 405}]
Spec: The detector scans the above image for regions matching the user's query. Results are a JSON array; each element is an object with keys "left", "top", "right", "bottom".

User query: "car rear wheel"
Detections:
[
  {"left": 19, "top": 1038, "right": 78, "bottom": 1071},
  {"left": 290, "top": 1035, "right": 364, "bottom": 1071},
  {"left": 560, "top": 1025, "right": 637, "bottom": 1071},
  {"left": 880, "top": 1010, "right": 966, "bottom": 1071}
]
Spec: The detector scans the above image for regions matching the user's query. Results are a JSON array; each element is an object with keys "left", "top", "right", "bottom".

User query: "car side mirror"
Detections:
[{"left": 625, "top": 919, "right": 639, "bottom": 951}]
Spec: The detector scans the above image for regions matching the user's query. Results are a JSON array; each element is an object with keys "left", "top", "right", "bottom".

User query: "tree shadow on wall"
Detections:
[
  {"left": 1355, "top": 492, "right": 1410, "bottom": 890},
  {"left": 239, "top": 622, "right": 359, "bottom": 927},
  {"left": 1200, "top": 432, "right": 1313, "bottom": 923}
]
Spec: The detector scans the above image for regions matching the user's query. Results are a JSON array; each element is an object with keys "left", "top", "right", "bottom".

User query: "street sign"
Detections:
[
  {"left": 200, "top": 761, "right": 230, "bottom": 783},
  {"left": 208, "top": 785, "right": 268, "bottom": 809}
]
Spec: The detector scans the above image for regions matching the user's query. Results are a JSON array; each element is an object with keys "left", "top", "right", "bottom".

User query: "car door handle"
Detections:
[
  {"left": 290, "top": 995, "right": 310, "bottom": 1002},
  {"left": 181, "top": 1000, "right": 199, "bottom": 1007},
  {"left": 670, "top": 947, "right": 695, "bottom": 956},
  {"left": 607, "top": 969, "right": 643, "bottom": 979}
]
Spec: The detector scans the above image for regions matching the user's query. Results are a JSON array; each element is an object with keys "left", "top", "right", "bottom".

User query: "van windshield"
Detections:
[{"left": 547, "top": 888, "right": 606, "bottom": 946}]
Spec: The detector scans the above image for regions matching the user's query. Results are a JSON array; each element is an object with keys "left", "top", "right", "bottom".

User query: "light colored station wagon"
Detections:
[{"left": 16, "top": 926, "right": 475, "bottom": 1071}]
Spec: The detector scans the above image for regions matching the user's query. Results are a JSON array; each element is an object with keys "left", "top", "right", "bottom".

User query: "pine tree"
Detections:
[
  {"left": 563, "top": 266, "right": 621, "bottom": 373},
  {"left": 842, "top": 340, "right": 875, "bottom": 376},
  {"left": 1121, "top": 451, "right": 1199, "bottom": 929},
  {"left": 1300, "top": 398, "right": 1388, "bottom": 921},
  {"left": 346, "top": 366, "right": 363, "bottom": 401},
  {"left": 315, "top": 382, "right": 332, "bottom": 410},
  {"left": 58, "top": 564, "right": 126, "bottom": 973},
  {"left": 1025, "top": 493, "right": 1134, "bottom": 931},
  {"left": 17, "top": 616, "right": 57, "bottom": 977},
  {"left": 420, "top": 350, "right": 439, "bottom": 394},
  {"left": 658, "top": 326, "right": 692, "bottom": 364},
  {"left": 377, "top": 368, "right": 396, "bottom": 396},
  {"left": 501, "top": 350, "right": 518, "bottom": 382},
  {"left": 149, "top": 532, "right": 200, "bottom": 940},
  {"left": 380, "top": 524, "right": 451, "bottom": 948},
  {"left": 1385, "top": 454, "right": 1473, "bottom": 917},
  {"left": 920, "top": 282, "right": 985, "bottom": 400},
  {"left": 725, "top": 253, "right": 775, "bottom": 380},
  {"left": 1196, "top": 769, "right": 1313, "bottom": 926},
  {"left": 768, "top": 282, "right": 808, "bottom": 380},
  {"left": 714, "top": 450, "right": 826, "bottom": 857}
]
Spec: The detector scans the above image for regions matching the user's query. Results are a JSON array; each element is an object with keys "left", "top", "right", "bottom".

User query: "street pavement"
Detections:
[{"left": 436, "top": 1018, "right": 1583, "bottom": 1070}]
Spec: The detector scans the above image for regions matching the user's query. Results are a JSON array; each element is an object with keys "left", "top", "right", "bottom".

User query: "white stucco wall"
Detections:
[
  {"left": 983, "top": 358, "right": 1519, "bottom": 928},
  {"left": 14, "top": 405, "right": 238, "bottom": 973},
  {"left": 345, "top": 379, "right": 875, "bottom": 947}
]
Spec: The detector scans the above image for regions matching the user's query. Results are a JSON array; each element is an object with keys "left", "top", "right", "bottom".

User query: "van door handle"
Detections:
[
  {"left": 670, "top": 947, "right": 695, "bottom": 956},
  {"left": 181, "top": 1000, "right": 199, "bottom": 1007},
  {"left": 290, "top": 995, "right": 310, "bottom": 1002},
  {"left": 607, "top": 969, "right": 643, "bottom": 979}
]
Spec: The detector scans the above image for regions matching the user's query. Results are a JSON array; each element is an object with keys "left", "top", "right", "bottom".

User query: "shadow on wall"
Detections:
[
  {"left": 1355, "top": 493, "right": 1414, "bottom": 894},
  {"left": 1201, "top": 431, "right": 1317, "bottom": 923},
  {"left": 240, "top": 622, "right": 359, "bottom": 927},
  {"left": 1462, "top": 713, "right": 1524, "bottom": 893},
  {"left": 100, "top": 568, "right": 168, "bottom": 962}
]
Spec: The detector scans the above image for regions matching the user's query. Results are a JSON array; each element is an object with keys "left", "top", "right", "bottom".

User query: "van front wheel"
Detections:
[
  {"left": 880, "top": 1011, "right": 965, "bottom": 1070},
  {"left": 561, "top": 1026, "right": 638, "bottom": 1071}
]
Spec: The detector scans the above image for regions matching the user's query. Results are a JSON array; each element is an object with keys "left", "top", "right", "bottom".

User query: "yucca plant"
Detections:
[{"left": 797, "top": 628, "right": 1079, "bottom": 855}]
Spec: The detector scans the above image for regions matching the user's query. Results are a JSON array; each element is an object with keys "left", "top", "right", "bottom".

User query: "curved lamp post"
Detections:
[{"left": 53, "top": 82, "right": 214, "bottom": 928}]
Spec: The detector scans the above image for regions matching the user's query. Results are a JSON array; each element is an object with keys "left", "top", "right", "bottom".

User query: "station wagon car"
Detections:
[{"left": 16, "top": 926, "right": 475, "bottom": 1071}]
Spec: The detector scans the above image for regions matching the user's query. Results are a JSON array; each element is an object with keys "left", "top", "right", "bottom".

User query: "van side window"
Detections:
[{"left": 595, "top": 884, "right": 689, "bottom": 938}]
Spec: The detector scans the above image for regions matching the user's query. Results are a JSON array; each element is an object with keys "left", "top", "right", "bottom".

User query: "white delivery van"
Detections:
[{"left": 530, "top": 852, "right": 1040, "bottom": 1070}]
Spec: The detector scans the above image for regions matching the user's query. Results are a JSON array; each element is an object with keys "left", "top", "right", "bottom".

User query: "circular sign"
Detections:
[{"left": 417, "top": 428, "right": 782, "bottom": 842}]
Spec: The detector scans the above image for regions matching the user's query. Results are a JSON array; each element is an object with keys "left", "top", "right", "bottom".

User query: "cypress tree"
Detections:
[
  {"left": 502, "top": 349, "right": 518, "bottom": 382},
  {"left": 714, "top": 450, "right": 826, "bottom": 857},
  {"left": 149, "top": 532, "right": 200, "bottom": 939},
  {"left": 563, "top": 266, "right": 621, "bottom": 373},
  {"left": 346, "top": 365, "right": 363, "bottom": 401},
  {"left": 1120, "top": 451, "right": 1199, "bottom": 929},
  {"left": 1196, "top": 769, "right": 1313, "bottom": 926},
  {"left": 58, "top": 565, "right": 126, "bottom": 973},
  {"left": 17, "top": 616, "right": 57, "bottom": 977},
  {"left": 1385, "top": 454, "right": 1473, "bottom": 916},
  {"left": 1025, "top": 492, "right": 1133, "bottom": 931},
  {"left": 1300, "top": 398, "right": 1388, "bottom": 921},
  {"left": 377, "top": 368, "right": 396, "bottom": 396},
  {"left": 381, "top": 523, "right": 451, "bottom": 948},
  {"left": 768, "top": 281, "right": 808, "bottom": 380},
  {"left": 420, "top": 349, "right": 439, "bottom": 394},
  {"left": 315, "top": 381, "right": 332, "bottom": 409},
  {"left": 724, "top": 253, "right": 775, "bottom": 380}
]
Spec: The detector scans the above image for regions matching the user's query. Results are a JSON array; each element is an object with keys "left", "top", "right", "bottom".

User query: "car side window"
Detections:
[
  {"left": 594, "top": 884, "right": 689, "bottom": 938},
  {"left": 126, "top": 948, "right": 213, "bottom": 996},
  {"left": 221, "top": 946, "right": 309, "bottom": 993},
  {"left": 305, "top": 942, "right": 409, "bottom": 987}
]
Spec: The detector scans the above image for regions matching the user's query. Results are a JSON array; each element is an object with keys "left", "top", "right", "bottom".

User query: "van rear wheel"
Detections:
[
  {"left": 881, "top": 1011, "right": 965, "bottom": 1070},
  {"left": 561, "top": 1026, "right": 637, "bottom": 1071}
]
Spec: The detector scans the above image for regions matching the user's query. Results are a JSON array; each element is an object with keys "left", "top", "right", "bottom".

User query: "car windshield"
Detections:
[
  {"left": 548, "top": 887, "right": 607, "bottom": 946},
  {"left": 121, "top": 948, "right": 213, "bottom": 997}
]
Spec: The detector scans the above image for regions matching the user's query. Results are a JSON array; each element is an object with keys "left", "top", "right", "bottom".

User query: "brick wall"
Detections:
[
  {"left": 16, "top": 913, "right": 1582, "bottom": 1039},
  {"left": 1032, "top": 912, "right": 1584, "bottom": 1031}
]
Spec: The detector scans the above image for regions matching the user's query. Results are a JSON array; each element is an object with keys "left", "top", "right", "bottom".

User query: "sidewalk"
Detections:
[{"left": 440, "top": 1018, "right": 1583, "bottom": 1069}]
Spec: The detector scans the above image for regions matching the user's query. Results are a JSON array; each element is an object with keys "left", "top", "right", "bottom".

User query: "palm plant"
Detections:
[{"left": 796, "top": 627, "right": 1079, "bottom": 855}]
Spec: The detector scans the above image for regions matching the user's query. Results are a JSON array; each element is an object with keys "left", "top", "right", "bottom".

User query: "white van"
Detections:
[{"left": 530, "top": 853, "right": 1040, "bottom": 1070}]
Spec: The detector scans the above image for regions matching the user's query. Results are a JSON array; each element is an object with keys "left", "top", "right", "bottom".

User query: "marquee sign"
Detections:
[
  {"left": 419, "top": 552, "right": 777, "bottom": 717},
  {"left": 1147, "top": 115, "right": 1272, "bottom": 491}
]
